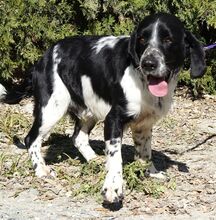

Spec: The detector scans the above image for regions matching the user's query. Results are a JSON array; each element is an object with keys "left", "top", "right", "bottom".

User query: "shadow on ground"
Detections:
[
  {"left": 41, "top": 133, "right": 189, "bottom": 173},
  {"left": 13, "top": 132, "right": 189, "bottom": 173}
]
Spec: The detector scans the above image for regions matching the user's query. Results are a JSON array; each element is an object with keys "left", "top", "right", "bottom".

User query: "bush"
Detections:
[
  {"left": 0, "top": 0, "right": 76, "bottom": 80},
  {"left": 0, "top": 0, "right": 216, "bottom": 94}
]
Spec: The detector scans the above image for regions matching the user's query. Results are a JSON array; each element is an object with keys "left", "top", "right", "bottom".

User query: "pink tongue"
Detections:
[{"left": 148, "top": 77, "right": 168, "bottom": 97}]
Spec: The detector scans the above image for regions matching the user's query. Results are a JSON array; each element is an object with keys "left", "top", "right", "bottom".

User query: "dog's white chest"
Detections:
[
  {"left": 120, "top": 65, "right": 145, "bottom": 117},
  {"left": 120, "top": 65, "right": 175, "bottom": 119}
]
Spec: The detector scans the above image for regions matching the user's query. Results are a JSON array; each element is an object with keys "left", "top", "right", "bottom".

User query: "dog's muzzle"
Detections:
[
  {"left": 141, "top": 47, "right": 166, "bottom": 75},
  {"left": 140, "top": 48, "right": 169, "bottom": 97}
]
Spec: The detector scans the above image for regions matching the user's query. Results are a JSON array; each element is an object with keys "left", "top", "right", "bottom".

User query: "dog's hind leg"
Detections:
[
  {"left": 25, "top": 115, "right": 55, "bottom": 178},
  {"left": 25, "top": 75, "right": 71, "bottom": 178},
  {"left": 71, "top": 115, "right": 97, "bottom": 161}
]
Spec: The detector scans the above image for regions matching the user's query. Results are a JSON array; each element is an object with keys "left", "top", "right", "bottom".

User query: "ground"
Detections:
[{"left": 0, "top": 90, "right": 216, "bottom": 220}]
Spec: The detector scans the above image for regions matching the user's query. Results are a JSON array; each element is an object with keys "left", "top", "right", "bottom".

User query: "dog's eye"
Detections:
[
  {"left": 163, "top": 37, "right": 173, "bottom": 44},
  {"left": 139, "top": 37, "right": 146, "bottom": 44}
]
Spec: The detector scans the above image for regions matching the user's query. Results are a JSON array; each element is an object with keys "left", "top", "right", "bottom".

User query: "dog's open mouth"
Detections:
[{"left": 147, "top": 75, "right": 168, "bottom": 97}]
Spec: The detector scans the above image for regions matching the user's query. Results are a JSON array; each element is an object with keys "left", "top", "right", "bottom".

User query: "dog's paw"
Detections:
[
  {"left": 145, "top": 164, "right": 170, "bottom": 181},
  {"left": 35, "top": 164, "right": 56, "bottom": 179},
  {"left": 101, "top": 172, "right": 124, "bottom": 203},
  {"left": 147, "top": 170, "right": 170, "bottom": 181}
]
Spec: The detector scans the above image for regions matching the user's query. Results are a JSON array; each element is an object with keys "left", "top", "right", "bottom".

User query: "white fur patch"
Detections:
[
  {"left": 0, "top": 84, "right": 6, "bottom": 100},
  {"left": 102, "top": 137, "right": 123, "bottom": 203},
  {"left": 28, "top": 137, "right": 56, "bottom": 178},
  {"left": 105, "top": 138, "right": 122, "bottom": 171},
  {"left": 120, "top": 65, "right": 144, "bottom": 117},
  {"left": 40, "top": 45, "right": 71, "bottom": 135},
  {"left": 74, "top": 130, "right": 97, "bottom": 161},
  {"left": 93, "top": 36, "right": 127, "bottom": 54},
  {"left": 81, "top": 75, "right": 111, "bottom": 120},
  {"left": 28, "top": 137, "right": 43, "bottom": 165},
  {"left": 150, "top": 20, "right": 159, "bottom": 47}
]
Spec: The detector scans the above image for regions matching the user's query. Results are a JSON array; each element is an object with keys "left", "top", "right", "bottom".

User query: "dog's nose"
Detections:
[{"left": 142, "top": 56, "right": 158, "bottom": 72}]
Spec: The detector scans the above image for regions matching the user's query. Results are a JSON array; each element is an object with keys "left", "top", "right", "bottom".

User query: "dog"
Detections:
[{"left": 1, "top": 12, "right": 205, "bottom": 204}]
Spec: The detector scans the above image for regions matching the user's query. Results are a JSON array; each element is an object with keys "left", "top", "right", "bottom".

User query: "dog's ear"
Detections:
[
  {"left": 185, "top": 30, "right": 206, "bottom": 78},
  {"left": 128, "top": 30, "right": 139, "bottom": 67}
]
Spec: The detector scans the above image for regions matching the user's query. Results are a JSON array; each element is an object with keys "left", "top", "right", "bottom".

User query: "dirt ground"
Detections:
[{"left": 0, "top": 91, "right": 216, "bottom": 220}]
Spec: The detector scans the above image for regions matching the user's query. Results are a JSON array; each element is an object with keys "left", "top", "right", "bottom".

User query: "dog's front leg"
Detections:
[
  {"left": 131, "top": 125, "right": 168, "bottom": 180},
  {"left": 102, "top": 108, "right": 125, "bottom": 204}
]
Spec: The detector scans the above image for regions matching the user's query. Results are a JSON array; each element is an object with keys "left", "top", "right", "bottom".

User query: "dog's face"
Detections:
[{"left": 129, "top": 13, "right": 206, "bottom": 97}]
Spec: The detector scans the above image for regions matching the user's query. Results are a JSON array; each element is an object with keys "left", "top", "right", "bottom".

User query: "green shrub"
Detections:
[
  {"left": 0, "top": 0, "right": 76, "bottom": 80},
  {"left": 0, "top": 0, "right": 216, "bottom": 94},
  {"left": 179, "top": 65, "right": 216, "bottom": 96}
]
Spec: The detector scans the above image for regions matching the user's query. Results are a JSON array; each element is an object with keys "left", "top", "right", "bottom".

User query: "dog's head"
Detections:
[{"left": 128, "top": 13, "right": 206, "bottom": 97}]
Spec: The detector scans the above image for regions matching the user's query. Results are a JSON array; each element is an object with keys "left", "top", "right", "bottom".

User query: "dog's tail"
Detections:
[{"left": 0, "top": 71, "right": 33, "bottom": 104}]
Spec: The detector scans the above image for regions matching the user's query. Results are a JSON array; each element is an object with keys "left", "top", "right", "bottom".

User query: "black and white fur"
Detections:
[
  {"left": 0, "top": 84, "right": 7, "bottom": 100},
  {"left": 0, "top": 13, "right": 205, "bottom": 204}
]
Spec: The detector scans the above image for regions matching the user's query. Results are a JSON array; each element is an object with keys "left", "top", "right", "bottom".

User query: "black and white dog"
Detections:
[{"left": 1, "top": 13, "right": 205, "bottom": 204}]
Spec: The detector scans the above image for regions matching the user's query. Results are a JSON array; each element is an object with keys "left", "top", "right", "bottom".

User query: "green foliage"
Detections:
[
  {"left": 123, "top": 160, "right": 176, "bottom": 197},
  {"left": 0, "top": 0, "right": 75, "bottom": 79},
  {"left": 0, "top": 0, "right": 216, "bottom": 94},
  {"left": 179, "top": 68, "right": 216, "bottom": 96},
  {"left": 179, "top": 49, "right": 216, "bottom": 95},
  {"left": 70, "top": 160, "right": 106, "bottom": 200}
]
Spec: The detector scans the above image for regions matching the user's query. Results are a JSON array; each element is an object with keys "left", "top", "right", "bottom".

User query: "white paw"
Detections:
[
  {"left": 35, "top": 164, "right": 56, "bottom": 178},
  {"left": 102, "top": 172, "right": 124, "bottom": 203},
  {"left": 145, "top": 163, "right": 169, "bottom": 181},
  {"left": 149, "top": 171, "right": 169, "bottom": 180}
]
